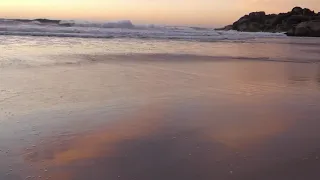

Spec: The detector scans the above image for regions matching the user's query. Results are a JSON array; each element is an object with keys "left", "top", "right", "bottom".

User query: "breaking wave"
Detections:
[{"left": 0, "top": 18, "right": 286, "bottom": 41}]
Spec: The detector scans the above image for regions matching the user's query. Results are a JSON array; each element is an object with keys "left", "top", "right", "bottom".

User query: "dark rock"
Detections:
[
  {"left": 224, "top": 25, "right": 233, "bottom": 30},
  {"left": 248, "top": 22, "right": 262, "bottom": 32},
  {"left": 292, "top": 7, "right": 303, "bottom": 15},
  {"left": 232, "top": 11, "right": 267, "bottom": 31},
  {"left": 248, "top": 11, "right": 266, "bottom": 23},
  {"left": 276, "top": 24, "right": 286, "bottom": 32},
  {"left": 294, "top": 23, "right": 309, "bottom": 36},
  {"left": 302, "top": 8, "right": 315, "bottom": 16},
  {"left": 270, "top": 12, "right": 292, "bottom": 26},
  {"left": 237, "top": 22, "right": 262, "bottom": 32},
  {"left": 232, "top": 15, "right": 248, "bottom": 29},
  {"left": 286, "top": 28, "right": 295, "bottom": 36},
  {"left": 282, "top": 15, "right": 312, "bottom": 30},
  {"left": 294, "top": 20, "right": 320, "bottom": 37},
  {"left": 215, "top": 25, "right": 233, "bottom": 31},
  {"left": 237, "top": 22, "right": 249, "bottom": 31},
  {"left": 217, "top": 7, "right": 320, "bottom": 37},
  {"left": 286, "top": 15, "right": 311, "bottom": 23}
]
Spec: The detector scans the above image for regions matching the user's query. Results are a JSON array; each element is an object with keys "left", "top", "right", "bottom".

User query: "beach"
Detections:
[{"left": 1, "top": 35, "right": 320, "bottom": 180}]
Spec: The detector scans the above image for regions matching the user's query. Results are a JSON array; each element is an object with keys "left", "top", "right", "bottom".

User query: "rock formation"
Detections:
[{"left": 217, "top": 7, "right": 320, "bottom": 37}]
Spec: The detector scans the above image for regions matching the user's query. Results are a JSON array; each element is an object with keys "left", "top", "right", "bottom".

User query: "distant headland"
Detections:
[{"left": 216, "top": 7, "right": 320, "bottom": 37}]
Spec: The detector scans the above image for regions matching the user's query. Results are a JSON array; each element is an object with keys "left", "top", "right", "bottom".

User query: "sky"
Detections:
[{"left": 0, "top": 0, "right": 319, "bottom": 27}]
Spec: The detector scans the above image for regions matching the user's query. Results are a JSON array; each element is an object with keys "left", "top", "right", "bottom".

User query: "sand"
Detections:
[{"left": 1, "top": 36, "right": 320, "bottom": 180}]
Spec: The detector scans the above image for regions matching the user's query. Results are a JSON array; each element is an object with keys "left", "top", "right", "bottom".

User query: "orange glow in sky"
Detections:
[{"left": 0, "top": 0, "right": 319, "bottom": 26}]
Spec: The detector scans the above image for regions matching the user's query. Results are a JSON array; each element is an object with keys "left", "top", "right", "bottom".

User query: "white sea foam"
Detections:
[
  {"left": 0, "top": 19, "right": 286, "bottom": 41},
  {"left": 59, "top": 20, "right": 135, "bottom": 28}
]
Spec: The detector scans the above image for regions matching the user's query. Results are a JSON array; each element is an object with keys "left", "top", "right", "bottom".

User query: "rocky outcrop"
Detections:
[
  {"left": 289, "top": 20, "right": 320, "bottom": 37},
  {"left": 215, "top": 25, "right": 233, "bottom": 31},
  {"left": 217, "top": 7, "right": 320, "bottom": 37}
]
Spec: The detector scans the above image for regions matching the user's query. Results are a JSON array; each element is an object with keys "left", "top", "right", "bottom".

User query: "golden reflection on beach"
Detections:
[
  {"left": 21, "top": 96, "right": 298, "bottom": 180},
  {"left": 24, "top": 104, "right": 166, "bottom": 163},
  {"left": 206, "top": 108, "right": 290, "bottom": 149}
]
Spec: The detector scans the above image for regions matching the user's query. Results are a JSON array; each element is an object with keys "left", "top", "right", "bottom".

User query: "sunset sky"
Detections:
[{"left": 1, "top": 0, "right": 319, "bottom": 26}]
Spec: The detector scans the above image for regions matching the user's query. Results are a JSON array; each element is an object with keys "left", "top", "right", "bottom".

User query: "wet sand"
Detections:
[
  {"left": 1, "top": 58, "right": 320, "bottom": 180},
  {"left": 1, "top": 37, "right": 320, "bottom": 180}
]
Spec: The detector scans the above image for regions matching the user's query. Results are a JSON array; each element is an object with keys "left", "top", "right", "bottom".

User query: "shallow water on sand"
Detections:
[{"left": 1, "top": 36, "right": 320, "bottom": 180}]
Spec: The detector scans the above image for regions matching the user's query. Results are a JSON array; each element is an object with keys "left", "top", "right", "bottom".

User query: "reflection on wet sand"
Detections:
[
  {"left": 1, "top": 39, "right": 320, "bottom": 179},
  {"left": 25, "top": 105, "right": 167, "bottom": 166},
  {"left": 22, "top": 97, "right": 320, "bottom": 180},
  {"left": 205, "top": 109, "right": 290, "bottom": 149}
]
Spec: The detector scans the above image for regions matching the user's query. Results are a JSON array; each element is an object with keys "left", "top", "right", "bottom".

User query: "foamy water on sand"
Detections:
[{"left": 1, "top": 35, "right": 320, "bottom": 180}]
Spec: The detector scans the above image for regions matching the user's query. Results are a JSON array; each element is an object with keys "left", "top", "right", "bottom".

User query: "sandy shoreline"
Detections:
[
  {"left": 1, "top": 36, "right": 320, "bottom": 179},
  {"left": 1, "top": 58, "right": 319, "bottom": 117},
  {"left": 1, "top": 59, "right": 320, "bottom": 179}
]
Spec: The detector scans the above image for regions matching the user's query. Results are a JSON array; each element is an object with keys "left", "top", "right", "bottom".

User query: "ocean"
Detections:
[{"left": 1, "top": 19, "right": 320, "bottom": 180}]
